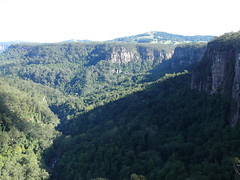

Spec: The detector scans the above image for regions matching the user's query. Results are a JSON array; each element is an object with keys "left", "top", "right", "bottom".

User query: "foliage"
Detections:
[
  {"left": 0, "top": 37, "right": 239, "bottom": 180},
  {"left": 50, "top": 73, "right": 239, "bottom": 180},
  {"left": 0, "top": 78, "right": 60, "bottom": 179},
  {"left": 0, "top": 42, "right": 174, "bottom": 94}
]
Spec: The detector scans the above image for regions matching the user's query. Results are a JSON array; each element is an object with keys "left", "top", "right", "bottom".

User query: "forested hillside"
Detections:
[
  {"left": 111, "top": 31, "right": 214, "bottom": 44},
  {"left": 0, "top": 78, "right": 60, "bottom": 179},
  {"left": 50, "top": 72, "right": 240, "bottom": 180},
  {"left": 0, "top": 33, "right": 239, "bottom": 180},
  {"left": 0, "top": 42, "right": 173, "bottom": 95}
]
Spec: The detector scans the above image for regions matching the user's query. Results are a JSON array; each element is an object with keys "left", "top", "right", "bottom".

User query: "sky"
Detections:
[{"left": 0, "top": 0, "right": 239, "bottom": 42}]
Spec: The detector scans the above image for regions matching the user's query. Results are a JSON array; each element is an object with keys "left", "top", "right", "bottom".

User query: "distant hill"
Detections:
[
  {"left": 61, "top": 39, "right": 92, "bottom": 43},
  {"left": 0, "top": 41, "right": 30, "bottom": 53},
  {"left": 111, "top": 31, "right": 214, "bottom": 44},
  {"left": 0, "top": 42, "right": 16, "bottom": 53},
  {"left": 0, "top": 32, "right": 214, "bottom": 51}
]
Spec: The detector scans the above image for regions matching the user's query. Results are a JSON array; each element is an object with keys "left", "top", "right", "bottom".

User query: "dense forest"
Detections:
[
  {"left": 51, "top": 73, "right": 239, "bottom": 180},
  {"left": 0, "top": 32, "right": 239, "bottom": 180},
  {"left": 0, "top": 78, "right": 60, "bottom": 179}
]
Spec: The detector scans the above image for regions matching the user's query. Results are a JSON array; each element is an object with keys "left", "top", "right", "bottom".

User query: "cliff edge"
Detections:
[{"left": 191, "top": 31, "right": 240, "bottom": 126}]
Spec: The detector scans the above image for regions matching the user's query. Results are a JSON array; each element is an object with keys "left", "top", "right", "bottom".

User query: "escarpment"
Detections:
[
  {"left": 169, "top": 43, "right": 206, "bottom": 69},
  {"left": 191, "top": 32, "right": 240, "bottom": 125},
  {"left": 108, "top": 45, "right": 173, "bottom": 66}
]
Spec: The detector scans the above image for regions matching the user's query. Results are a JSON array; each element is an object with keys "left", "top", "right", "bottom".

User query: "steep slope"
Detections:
[
  {"left": 0, "top": 42, "right": 209, "bottom": 123},
  {"left": 50, "top": 73, "right": 238, "bottom": 180},
  {"left": 150, "top": 43, "right": 206, "bottom": 77},
  {"left": 0, "top": 78, "right": 60, "bottom": 179},
  {"left": 0, "top": 42, "right": 207, "bottom": 123},
  {"left": 111, "top": 31, "right": 214, "bottom": 44},
  {"left": 191, "top": 31, "right": 240, "bottom": 126}
]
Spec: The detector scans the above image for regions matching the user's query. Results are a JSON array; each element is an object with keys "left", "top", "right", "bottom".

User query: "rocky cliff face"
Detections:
[
  {"left": 109, "top": 46, "right": 140, "bottom": 64},
  {"left": 151, "top": 43, "right": 207, "bottom": 75},
  {"left": 137, "top": 46, "right": 172, "bottom": 63},
  {"left": 170, "top": 44, "right": 206, "bottom": 68},
  {"left": 191, "top": 32, "right": 240, "bottom": 126},
  {"left": 108, "top": 45, "right": 173, "bottom": 66}
]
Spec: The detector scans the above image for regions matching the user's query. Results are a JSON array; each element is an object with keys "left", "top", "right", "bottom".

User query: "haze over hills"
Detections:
[
  {"left": 0, "top": 41, "right": 22, "bottom": 53},
  {"left": 0, "top": 41, "right": 37, "bottom": 53},
  {"left": 61, "top": 39, "right": 92, "bottom": 43},
  {"left": 0, "top": 31, "right": 240, "bottom": 179},
  {"left": 0, "top": 31, "right": 215, "bottom": 53},
  {"left": 111, "top": 31, "right": 215, "bottom": 44}
]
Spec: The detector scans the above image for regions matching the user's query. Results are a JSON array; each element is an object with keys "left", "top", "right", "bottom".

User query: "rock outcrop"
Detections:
[
  {"left": 170, "top": 43, "right": 206, "bottom": 68},
  {"left": 109, "top": 46, "right": 140, "bottom": 64},
  {"left": 150, "top": 43, "right": 207, "bottom": 75},
  {"left": 107, "top": 45, "right": 174, "bottom": 67},
  {"left": 191, "top": 32, "right": 240, "bottom": 126}
]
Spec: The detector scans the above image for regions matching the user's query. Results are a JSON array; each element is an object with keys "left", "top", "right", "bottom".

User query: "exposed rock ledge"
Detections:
[{"left": 191, "top": 32, "right": 240, "bottom": 126}]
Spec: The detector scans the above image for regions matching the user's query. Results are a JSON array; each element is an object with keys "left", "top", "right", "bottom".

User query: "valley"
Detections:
[{"left": 0, "top": 31, "right": 239, "bottom": 180}]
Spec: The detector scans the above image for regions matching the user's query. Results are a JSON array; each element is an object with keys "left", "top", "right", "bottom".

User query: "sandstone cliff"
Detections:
[
  {"left": 170, "top": 43, "right": 206, "bottom": 68},
  {"left": 191, "top": 32, "right": 240, "bottom": 125},
  {"left": 150, "top": 43, "right": 207, "bottom": 76},
  {"left": 109, "top": 46, "right": 139, "bottom": 64},
  {"left": 107, "top": 45, "right": 173, "bottom": 68}
]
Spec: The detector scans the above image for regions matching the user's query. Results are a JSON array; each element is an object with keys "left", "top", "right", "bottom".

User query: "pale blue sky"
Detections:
[{"left": 0, "top": 0, "right": 239, "bottom": 42}]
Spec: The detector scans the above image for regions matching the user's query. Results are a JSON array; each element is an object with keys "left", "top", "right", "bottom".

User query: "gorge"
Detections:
[{"left": 0, "top": 31, "right": 240, "bottom": 180}]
